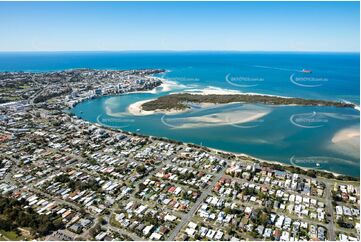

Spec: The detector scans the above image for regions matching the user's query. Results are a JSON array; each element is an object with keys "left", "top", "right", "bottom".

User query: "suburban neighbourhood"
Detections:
[{"left": 0, "top": 69, "right": 359, "bottom": 241}]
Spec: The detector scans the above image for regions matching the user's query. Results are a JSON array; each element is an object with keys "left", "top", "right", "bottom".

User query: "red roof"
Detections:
[{"left": 168, "top": 186, "right": 176, "bottom": 192}]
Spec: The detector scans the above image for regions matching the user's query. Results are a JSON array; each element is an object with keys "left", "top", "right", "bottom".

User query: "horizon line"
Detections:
[{"left": 0, "top": 50, "right": 359, "bottom": 54}]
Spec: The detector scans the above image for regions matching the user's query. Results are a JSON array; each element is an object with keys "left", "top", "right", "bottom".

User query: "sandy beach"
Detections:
[
  {"left": 183, "top": 86, "right": 291, "bottom": 99},
  {"left": 127, "top": 85, "right": 242, "bottom": 116},
  {"left": 127, "top": 99, "right": 156, "bottom": 116},
  {"left": 130, "top": 84, "right": 297, "bottom": 117},
  {"left": 127, "top": 99, "right": 188, "bottom": 116},
  {"left": 187, "top": 86, "right": 241, "bottom": 95},
  {"left": 206, "top": 148, "right": 344, "bottom": 178},
  {"left": 160, "top": 79, "right": 186, "bottom": 92}
]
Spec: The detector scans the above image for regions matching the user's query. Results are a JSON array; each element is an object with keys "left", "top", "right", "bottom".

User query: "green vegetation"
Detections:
[
  {"left": 141, "top": 93, "right": 355, "bottom": 111},
  {"left": 260, "top": 161, "right": 359, "bottom": 181},
  {"left": 54, "top": 174, "right": 70, "bottom": 183},
  {"left": 0, "top": 96, "right": 22, "bottom": 103},
  {"left": 89, "top": 223, "right": 101, "bottom": 238},
  {"left": 0, "top": 196, "right": 64, "bottom": 238},
  {"left": 0, "top": 229, "right": 25, "bottom": 241},
  {"left": 109, "top": 214, "right": 123, "bottom": 229},
  {"left": 136, "top": 165, "right": 147, "bottom": 173},
  {"left": 54, "top": 174, "right": 102, "bottom": 192}
]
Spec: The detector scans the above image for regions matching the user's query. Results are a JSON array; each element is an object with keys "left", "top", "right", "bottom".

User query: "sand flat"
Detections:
[
  {"left": 329, "top": 125, "right": 360, "bottom": 159},
  {"left": 332, "top": 127, "right": 360, "bottom": 145},
  {"left": 164, "top": 109, "right": 270, "bottom": 129},
  {"left": 332, "top": 127, "right": 360, "bottom": 143}
]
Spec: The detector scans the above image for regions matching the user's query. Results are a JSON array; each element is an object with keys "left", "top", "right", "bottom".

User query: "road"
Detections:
[
  {"left": 167, "top": 166, "right": 226, "bottom": 240},
  {"left": 106, "top": 222, "right": 144, "bottom": 241},
  {"left": 28, "top": 76, "right": 71, "bottom": 105},
  {"left": 28, "top": 84, "right": 47, "bottom": 105},
  {"left": 324, "top": 181, "right": 336, "bottom": 240},
  {"left": 27, "top": 186, "right": 82, "bottom": 211}
]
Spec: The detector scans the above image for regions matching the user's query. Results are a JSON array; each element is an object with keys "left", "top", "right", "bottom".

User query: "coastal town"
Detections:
[{"left": 0, "top": 69, "right": 360, "bottom": 241}]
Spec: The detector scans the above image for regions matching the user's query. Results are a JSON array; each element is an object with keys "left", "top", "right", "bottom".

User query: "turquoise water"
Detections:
[
  {"left": 0, "top": 52, "right": 359, "bottom": 176},
  {"left": 73, "top": 92, "right": 359, "bottom": 176}
]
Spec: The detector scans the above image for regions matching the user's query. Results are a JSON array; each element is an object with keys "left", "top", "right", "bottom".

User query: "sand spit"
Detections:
[{"left": 127, "top": 99, "right": 188, "bottom": 116}]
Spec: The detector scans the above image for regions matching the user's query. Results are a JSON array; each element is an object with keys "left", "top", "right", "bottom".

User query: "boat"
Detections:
[{"left": 301, "top": 69, "right": 312, "bottom": 73}]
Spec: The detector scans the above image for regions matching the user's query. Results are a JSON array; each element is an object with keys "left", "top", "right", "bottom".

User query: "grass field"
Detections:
[{"left": 0, "top": 229, "right": 25, "bottom": 241}]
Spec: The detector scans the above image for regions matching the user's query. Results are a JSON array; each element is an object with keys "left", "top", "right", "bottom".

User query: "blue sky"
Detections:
[{"left": 0, "top": 1, "right": 359, "bottom": 52}]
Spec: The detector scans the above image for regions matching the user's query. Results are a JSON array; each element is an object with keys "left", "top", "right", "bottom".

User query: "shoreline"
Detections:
[
  {"left": 207, "top": 147, "right": 346, "bottom": 178},
  {"left": 127, "top": 99, "right": 156, "bottom": 116},
  {"left": 127, "top": 99, "right": 189, "bottom": 116},
  {"left": 139, "top": 92, "right": 356, "bottom": 115},
  {"left": 83, "top": 115, "right": 359, "bottom": 179},
  {"left": 130, "top": 77, "right": 185, "bottom": 95},
  {"left": 184, "top": 86, "right": 293, "bottom": 99},
  {"left": 69, "top": 77, "right": 359, "bottom": 178}
]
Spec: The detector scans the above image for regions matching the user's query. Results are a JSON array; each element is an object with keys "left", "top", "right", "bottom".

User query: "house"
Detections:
[
  {"left": 185, "top": 228, "right": 196, "bottom": 237},
  {"left": 275, "top": 215, "right": 284, "bottom": 228},
  {"left": 214, "top": 230, "right": 223, "bottom": 240},
  {"left": 336, "top": 206, "right": 343, "bottom": 216},
  {"left": 206, "top": 229, "right": 216, "bottom": 240},
  {"left": 280, "top": 231, "right": 290, "bottom": 241},
  {"left": 69, "top": 224, "right": 83, "bottom": 234},
  {"left": 143, "top": 225, "right": 154, "bottom": 236},
  {"left": 95, "top": 232, "right": 107, "bottom": 241},
  {"left": 149, "top": 232, "right": 162, "bottom": 240},
  {"left": 263, "top": 228, "right": 272, "bottom": 238},
  {"left": 256, "top": 225, "right": 264, "bottom": 235},
  {"left": 164, "top": 214, "right": 177, "bottom": 222},
  {"left": 188, "top": 222, "right": 197, "bottom": 229}
]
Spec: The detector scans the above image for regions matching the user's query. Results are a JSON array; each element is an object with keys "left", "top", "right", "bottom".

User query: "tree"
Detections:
[
  {"left": 0, "top": 196, "right": 63, "bottom": 237},
  {"left": 258, "top": 212, "right": 269, "bottom": 225},
  {"left": 136, "top": 165, "right": 146, "bottom": 173},
  {"left": 89, "top": 224, "right": 101, "bottom": 238},
  {"left": 54, "top": 174, "right": 70, "bottom": 183}
]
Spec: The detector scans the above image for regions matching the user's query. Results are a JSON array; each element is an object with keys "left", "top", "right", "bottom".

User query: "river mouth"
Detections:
[
  {"left": 62, "top": 52, "right": 359, "bottom": 177},
  {"left": 72, "top": 85, "right": 360, "bottom": 177}
]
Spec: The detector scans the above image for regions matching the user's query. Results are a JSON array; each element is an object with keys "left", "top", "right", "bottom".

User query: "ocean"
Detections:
[{"left": 0, "top": 51, "right": 359, "bottom": 176}]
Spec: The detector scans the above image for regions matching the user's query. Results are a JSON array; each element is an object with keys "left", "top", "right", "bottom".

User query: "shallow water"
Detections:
[
  {"left": 0, "top": 51, "right": 359, "bottom": 176},
  {"left": 72, "top": 90, "right": 360, "bottom": 176}
]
